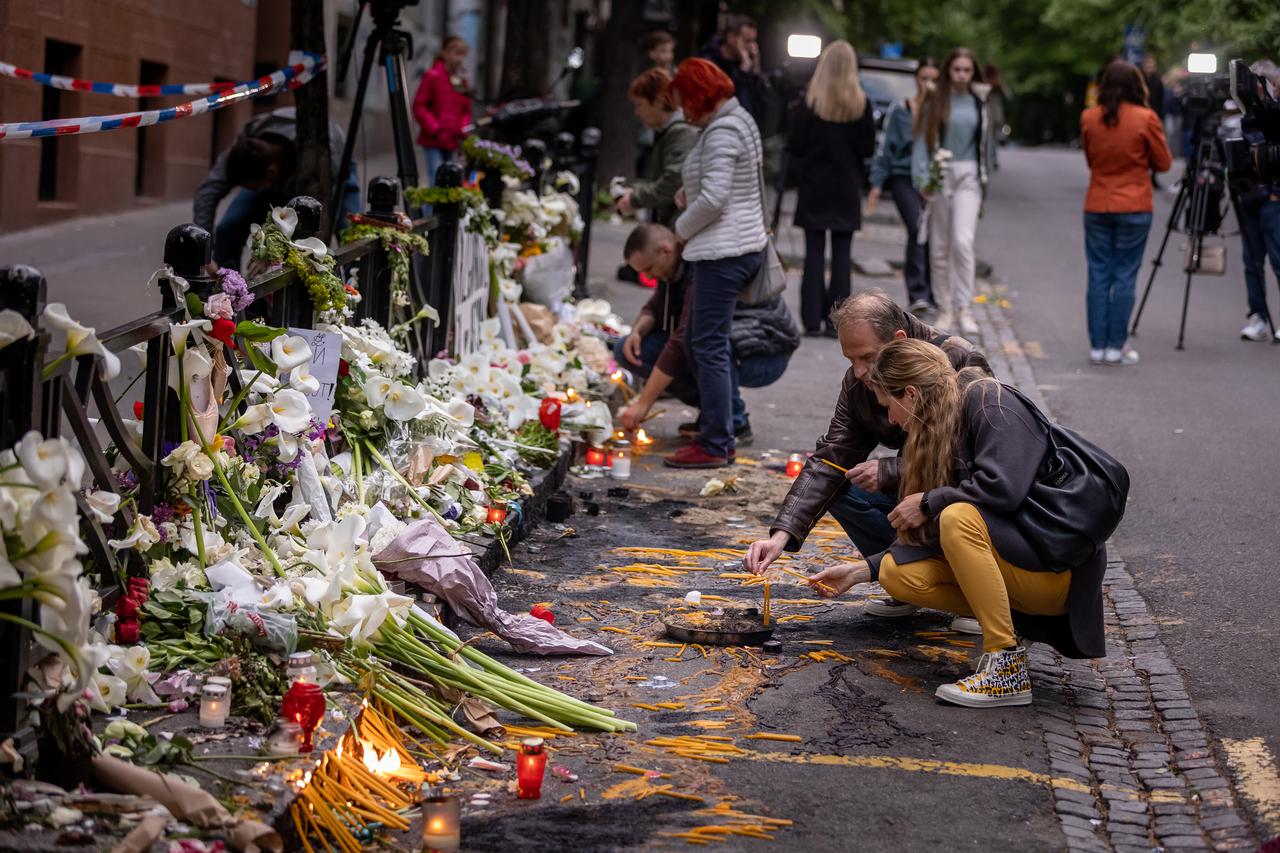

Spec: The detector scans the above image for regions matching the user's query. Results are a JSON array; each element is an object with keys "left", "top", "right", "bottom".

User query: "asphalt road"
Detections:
[{"left": 976, "top": 147, "right": 1280, "bottom": 774}]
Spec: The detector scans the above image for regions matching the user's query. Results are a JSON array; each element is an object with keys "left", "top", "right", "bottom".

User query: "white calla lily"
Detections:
[
  {"left": 291, "top": 236, "right": 329, "bottom": 258},
  {"left": 383, "top": 382, "right": 427, "bottom": 421},
  {"left": 169, "top": 319, "right": 212, "bottom": 356},
  {"left": 445, "top": 398, "right": 476, "bottom": 428},
  {"left": 270, "top": 335, "right": 313, "bottom": 373},
  {"left": 0, "top": 309, "right": 34, "bottom": 350},
  {"left": 232, "top": 402, "right": 274, "bottom": 435},
  {"left": 84, "top": 490, "right": 121, "bottom": 524},
  {"left": 271, "top": 206, "right": 298, "bottom": 238},
  {"left": 238, "top": 370, "right": 279, "bottom": 395},
  {"left": 272, "top": 430, "right": 300, "bottom": 463},
  {"left": 17, "top": 431, "right": 69, "bottom": 488},
  {"left": 42, "top": 303, "right": 120, "bottom": 380},
  {"left": 289, "top": 361, "right": 320, "bottom": 395},
  {"left": 268, "top": 388, "right": 313, "bottom": 434},
  {"left": 362, "top": 374, "right": 393, "bottom": 407}
]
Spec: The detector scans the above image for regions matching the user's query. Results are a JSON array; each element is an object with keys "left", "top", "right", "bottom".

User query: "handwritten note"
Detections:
[{"left": 288, "top": 327, "right": 342, "bottom": 422}]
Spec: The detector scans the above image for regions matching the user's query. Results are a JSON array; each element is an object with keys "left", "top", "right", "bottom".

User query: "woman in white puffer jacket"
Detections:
[{"left": 667, "top": 58, "right": 768, "bottom": 469}]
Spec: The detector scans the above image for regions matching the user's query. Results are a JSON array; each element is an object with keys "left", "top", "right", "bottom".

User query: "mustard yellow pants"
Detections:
[{"left": 878, "top": 502, "right": 1071, "bottom": 653}]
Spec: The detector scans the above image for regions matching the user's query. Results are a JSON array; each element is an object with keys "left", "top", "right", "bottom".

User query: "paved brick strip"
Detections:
[{"left": 971, "top": 291, "right": 1258, "bottom": 851}]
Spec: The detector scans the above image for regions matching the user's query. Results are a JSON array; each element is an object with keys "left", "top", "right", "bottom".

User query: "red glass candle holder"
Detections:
[
  {"left": 585, "top": 446, "right": 606, "bottom": 467},
  {"left": 786, "top": 453, "right": 804, "bottom": 478},
  {"left": 516, "top": 737, "right": 547, "bottom": 799},
  {"left": 487, "top": 504, "right": 508, "bottom": 524},
  {"left": 281, "top": 682, "right": 325, "bottom": 753}
]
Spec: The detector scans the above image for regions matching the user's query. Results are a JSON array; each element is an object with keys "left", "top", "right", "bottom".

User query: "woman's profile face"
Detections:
[
  {"left": 949, "top": 57, "right": 974, "bottom": 88},
  {"left": 916, "top": 66, "right": 940, "bottom": 95},
  {"left": 872, "top": 384, "right": 917, "bottom": 431}
]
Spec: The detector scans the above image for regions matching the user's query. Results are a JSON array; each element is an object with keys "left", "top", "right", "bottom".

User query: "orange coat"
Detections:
[{"left": 1080, "top": 103, "right": 1172, "bottom": 213}]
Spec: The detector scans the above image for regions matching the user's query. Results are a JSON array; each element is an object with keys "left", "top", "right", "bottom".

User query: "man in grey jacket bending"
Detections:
[{"left": 193, "top": 107, "right": 358, "bottom": 270}]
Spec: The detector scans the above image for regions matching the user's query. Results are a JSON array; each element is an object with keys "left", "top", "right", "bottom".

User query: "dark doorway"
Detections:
[
  {"left": 135, "top": 60, "right": 168, "bottom": 197},
  {"left": 38, "top": 39, "right": 82, "bottom": 202}
]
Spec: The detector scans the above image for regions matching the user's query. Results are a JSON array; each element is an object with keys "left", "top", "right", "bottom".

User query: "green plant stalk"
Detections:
[
  {"left": 352, "top": 441, "right": 365, "bottom": 506},
  {"left": 211, "top": 461, "right": 284, "bottom": 576},
  {"left": 175, "top": 357, "right": 208, "bottom": 569},
  {"left": 216, "top": 368, "right": 264, "bottom": 434}
]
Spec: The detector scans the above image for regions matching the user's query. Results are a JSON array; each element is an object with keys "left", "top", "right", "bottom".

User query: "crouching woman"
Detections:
[{"left": 808, "top": 339, "right": 1110, "bottom": 707}]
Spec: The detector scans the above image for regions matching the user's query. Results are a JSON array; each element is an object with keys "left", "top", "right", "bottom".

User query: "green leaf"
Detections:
[
  {"left": 244, "top": 343, "right": 278, "bottom": 378},
  {"left": 236, "top": 320, "right": 286, "bottom": 343},
  {"left": 184, "top": 293, "right": 205, "bottom": 319}
]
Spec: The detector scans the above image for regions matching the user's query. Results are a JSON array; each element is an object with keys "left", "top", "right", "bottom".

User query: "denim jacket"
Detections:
[{"left": 868, "top": 99, "right": 915, "bottom": 188}]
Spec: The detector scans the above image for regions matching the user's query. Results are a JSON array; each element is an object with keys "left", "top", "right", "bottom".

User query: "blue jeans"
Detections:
[
  {"left": 612, "top": 333, "right": 789, "bottom": 433},
  {"left": 424, "top": 147, "right": 447, "bottom": 185},
  {"left": 1235, "top": 197, "right": 1280, "bottom": 321},
  {"left": 213, "top": 163, "right": 361, "bottom": 270},
  {"left": 826, "top": 483, "right": 898, "bottom": 559},
  {"left": 688, "top": 250, "right": 765, "bottom": 456},
  {"left": 1083, "top": 211, "right": 1152, "bottom": 350}
]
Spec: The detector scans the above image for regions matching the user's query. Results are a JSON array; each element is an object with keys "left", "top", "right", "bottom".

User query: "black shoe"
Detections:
[
  {"left": 734, "top": 423, "right": 754, "bottom": 445},
  {"left": 678, "top": 421, "right": 700, "bottom": 437},
  {"left": 616, "top": 263, "right": 639, "bottom": 283}
]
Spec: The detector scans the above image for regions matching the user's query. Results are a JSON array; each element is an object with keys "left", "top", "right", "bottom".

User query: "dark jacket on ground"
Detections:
[
  {"left": 641, "top": 258, "right": 798, "bottom": 379},
  {"left": 787, "top": 103, "right": 877, "bottom": 232},
  {"left": 629, "top": 112, "right": 698, "bottom": 229},
  {"left": 769, "top": 312, "right": 989, "bottom": 548},
  {"left": 193, "top": 107, "right": 347, "bottom": 234},
  {"left": 870, "top": 383, "right": 1107, "bottom": 659}
]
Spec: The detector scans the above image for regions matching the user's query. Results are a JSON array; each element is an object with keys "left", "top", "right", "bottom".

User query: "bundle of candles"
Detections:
[
  {"left": 287, "top": 698, "right": 433, "bottom": 853},
  {"left": 662, "top": 802, "right": 795, "bottom": 845},
  {"left": 643, "top": 735, "right": 750, "bottom": 764}
]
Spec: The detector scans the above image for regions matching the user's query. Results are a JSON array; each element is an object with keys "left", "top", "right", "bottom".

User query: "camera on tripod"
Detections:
[{"left": 1223, "top": 58, "right": 1280, "bottom": 185}]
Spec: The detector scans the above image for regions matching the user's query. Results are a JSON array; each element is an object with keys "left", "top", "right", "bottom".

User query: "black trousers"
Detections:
[
  {"left": 884, "top": 174, "right": 932, "bottom": 305},
  {"left": 801, "top": 228, "right": 853, "bottom": 333}
]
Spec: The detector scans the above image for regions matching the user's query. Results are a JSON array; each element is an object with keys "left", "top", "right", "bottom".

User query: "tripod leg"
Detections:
[
  {"left": 1131, "top": 181, "right": 1187, "bottom": 336},
  {"left": 331, "top": 32, "right": 381, "bottom": 238},
  {"left": 1177, "top": 264, "right": 1194, "bottom": 350},
  {"left": 381, "top": 34, "right": 419, "bottom": 201}
]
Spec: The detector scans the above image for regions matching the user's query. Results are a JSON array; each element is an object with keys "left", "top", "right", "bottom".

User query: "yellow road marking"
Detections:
[
  {"left": 739, "top": 750, "right": 1184, "bottom": 803},
  {"left": 1222, "top": 737, "right": 1280, "bottom": 833}
]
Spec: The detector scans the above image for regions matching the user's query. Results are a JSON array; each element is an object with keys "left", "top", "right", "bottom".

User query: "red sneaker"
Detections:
[{"left": 663, "top": 443, "right": 732, "bottom": 469}]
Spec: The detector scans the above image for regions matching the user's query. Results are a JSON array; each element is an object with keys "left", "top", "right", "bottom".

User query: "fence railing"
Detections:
[{"left": 0, "top": 165, "right": 467, "bottom": 756}]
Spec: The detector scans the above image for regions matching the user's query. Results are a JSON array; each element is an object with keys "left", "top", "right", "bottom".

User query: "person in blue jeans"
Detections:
[
  {"left": 1079, "top": 60, "right": 1172, "bottom": 364},
  {"left": 614, "top": 224, "right": 797, "bottom": 439},
  {"left": 1234, "top": 191, "right": 1280, "bottom": 341},
  {"left": 193, "top": 107, "right": 361, "bottom": 271}
]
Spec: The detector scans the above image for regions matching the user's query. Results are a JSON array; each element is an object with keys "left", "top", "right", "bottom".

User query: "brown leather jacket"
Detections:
[{"left": 769, "top": 314, "right": 991, "bottom": 551}]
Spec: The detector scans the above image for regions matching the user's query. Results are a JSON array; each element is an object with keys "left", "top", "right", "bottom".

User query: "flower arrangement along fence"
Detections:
[{"left": 0, "top": 161, "right": 632, "bottom": 799}]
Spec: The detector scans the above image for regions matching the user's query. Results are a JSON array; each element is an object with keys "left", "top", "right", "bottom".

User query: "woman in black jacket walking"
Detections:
[{"left": 788, "top": 40, "right": 877, "bottom": 336}]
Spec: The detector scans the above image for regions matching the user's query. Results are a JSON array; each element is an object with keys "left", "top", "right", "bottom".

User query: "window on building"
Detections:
[
  {"left": 38, "top": 39, "right": 82, "bottom": 202},
  {"left": 135, "top": 60, "right": 168, "bottom": 198}
]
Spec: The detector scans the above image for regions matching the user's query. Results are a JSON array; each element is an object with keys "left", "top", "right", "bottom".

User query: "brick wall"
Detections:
[{"left": 0, "top": 0, "right": 263, "bottom": 232}]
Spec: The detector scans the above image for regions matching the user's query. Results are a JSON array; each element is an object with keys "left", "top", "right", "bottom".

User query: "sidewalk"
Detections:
[{"left": 453, "top": 211, "right": 1263, "bottom": 850}]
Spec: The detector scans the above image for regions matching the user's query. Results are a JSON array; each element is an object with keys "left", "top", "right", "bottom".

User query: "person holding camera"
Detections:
[
  {"left": 1229, "top": 60, "right": 1280, "bottom": 342},
  {"left": 1080, "top": 60, "right": 1172, "bottom": 365}
]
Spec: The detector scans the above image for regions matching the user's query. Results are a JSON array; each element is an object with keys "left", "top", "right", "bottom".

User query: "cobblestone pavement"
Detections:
[{"left": 971, "top": 292, "right": 1261, "bottom": 851}]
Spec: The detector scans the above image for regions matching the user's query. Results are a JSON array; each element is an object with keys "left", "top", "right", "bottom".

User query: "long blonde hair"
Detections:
[
  {"left": 805, "top": 40, "right": 867, "bottom": 123},
  {"left": 868, "top": 339, "right": 962, "bottom": 544}
]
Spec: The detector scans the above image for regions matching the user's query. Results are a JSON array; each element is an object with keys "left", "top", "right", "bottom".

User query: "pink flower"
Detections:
[
  {"left": 221, "top": 436, "right": 236, "bottom": 455},
  {"left": 516, "top": 351, "right": 532, "bottom": 365},
  {"left": 204, "top": 292, "right": 235, "bottom": 320},
  {"left": 167, "top": 699, "right": 190, "bottom": 713}
]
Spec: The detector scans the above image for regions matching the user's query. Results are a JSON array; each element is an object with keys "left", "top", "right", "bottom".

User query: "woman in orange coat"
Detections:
[
  {"left": 412, "top": 36, "right": 473, "bottom": 185},
  {"left": 1080, "top": 60, "right": 1172, "bottom": 365}
]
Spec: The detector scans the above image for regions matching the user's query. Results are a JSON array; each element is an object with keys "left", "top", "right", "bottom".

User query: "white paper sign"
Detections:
[
  {"left": 288, "top": 327, "right": 342, "bottom": 422},
  {"left": 452, "top": 229, "right": 491, "bottom": 357}
]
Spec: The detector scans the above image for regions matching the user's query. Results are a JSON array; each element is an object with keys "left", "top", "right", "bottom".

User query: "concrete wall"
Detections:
[{"left": 0, "top": 0, "right": 260, "bottom": 233}]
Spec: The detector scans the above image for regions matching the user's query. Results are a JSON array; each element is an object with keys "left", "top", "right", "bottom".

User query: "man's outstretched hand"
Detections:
[
  {"left": 808, "top": 561, "right": 871, "bottom": 598},
  {"left": 744, "top": 530, "right": 789, "bottom": 575}
]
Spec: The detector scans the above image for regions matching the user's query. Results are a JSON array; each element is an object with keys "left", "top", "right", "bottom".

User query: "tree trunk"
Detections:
[
  {"left": 593, "top": 0, "right": 647, "bottom": 184},
  {"left": 290, "top": 0, "right": 334, "bottom": 235},
  {"left": 498, "top": 4, "right": 550, "bottom": 99}
]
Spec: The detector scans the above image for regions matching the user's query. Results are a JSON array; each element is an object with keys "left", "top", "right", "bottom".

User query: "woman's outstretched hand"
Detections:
[{"left": 808, "top": 561, "right": 871, "bottom": 598}]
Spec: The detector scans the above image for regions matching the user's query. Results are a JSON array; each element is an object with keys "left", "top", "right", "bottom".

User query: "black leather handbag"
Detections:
[{"left": 1003, "top": 386, "right": 1130, "bottom": 570}]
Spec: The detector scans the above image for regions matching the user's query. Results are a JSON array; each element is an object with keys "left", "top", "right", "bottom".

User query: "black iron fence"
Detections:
[{"left": 0, "top": 166, "right": 467, "bottom": 756}]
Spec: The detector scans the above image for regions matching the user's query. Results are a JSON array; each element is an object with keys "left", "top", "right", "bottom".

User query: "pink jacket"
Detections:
[{"left": 412, "top": 60, "right": 471, "bottom": 151}]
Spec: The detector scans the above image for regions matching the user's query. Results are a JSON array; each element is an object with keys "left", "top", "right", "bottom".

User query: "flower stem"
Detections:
[
  {"left": 361, "top": 442, "right": 443, "bottom": 522},
  {"left": 212, "top": 460, "right": 284, "bottom": 576},
  {"left": 352, "top": 441, "right": 365, "bottom": 506}
]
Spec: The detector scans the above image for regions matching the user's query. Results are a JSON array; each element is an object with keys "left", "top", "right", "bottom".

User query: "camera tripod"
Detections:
[
  {"left": 1130, "top": 115, "right": 1234, "bottom": 349},
  {"left": 329, "top": 0, "right": 420, "bottom": 238}
]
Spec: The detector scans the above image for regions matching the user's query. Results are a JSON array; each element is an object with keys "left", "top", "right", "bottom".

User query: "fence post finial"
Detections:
[{"left": 288, "top": 196, "right": 324, "bottom": 240}]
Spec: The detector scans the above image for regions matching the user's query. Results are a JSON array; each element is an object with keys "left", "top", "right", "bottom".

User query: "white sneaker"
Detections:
[
  {"left": 908, "top": 298, "right": 932, "bottom": 314},
  {"left": 958, "top": 311, "right": 980, "bottom": 336},
  {"left": 933, "top": 311, "right": 954, "bottom": 332},
  {"left": 1104, "top": 347, "right": 1139, "bottom": 365},
  {"left": 1241, "top": 314, "right": 1270, "bottom": 341},
  {"left": 864, "top": 596, "right": 921, "bottom": 618},
  {"left": 948, "top": 616, "right": 982, "bottom": 635},
  {"left": 1089, "top": 348, "right": 1105, "bottom": 364},
  {"left": 935, "top": 646, "right": 1033, "bottom": 708}
]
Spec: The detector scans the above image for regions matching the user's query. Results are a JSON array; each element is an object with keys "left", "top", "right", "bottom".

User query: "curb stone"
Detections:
[{"left": 970, "top": 287, "right": 1261, "bottom": 851}]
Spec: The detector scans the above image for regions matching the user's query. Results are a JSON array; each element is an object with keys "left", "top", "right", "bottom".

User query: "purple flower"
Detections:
[{"left": 217, "top": 268, "right": 254, "bottom": 312}]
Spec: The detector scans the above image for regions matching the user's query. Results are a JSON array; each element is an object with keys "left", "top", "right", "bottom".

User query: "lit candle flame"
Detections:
[
  {"left": 635, "top": 429, "right": 654, "bottom": 446},
  {"left": 610, "top": 370, "right": 625, "bottom": 382}
]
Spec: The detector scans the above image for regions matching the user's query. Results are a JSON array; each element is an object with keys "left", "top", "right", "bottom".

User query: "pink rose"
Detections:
[{"left": 205, "top": 292, "right": 235, "bottom": 320}]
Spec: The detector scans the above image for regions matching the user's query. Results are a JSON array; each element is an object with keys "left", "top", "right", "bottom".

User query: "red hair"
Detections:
[{"left": 670, "top": 58, "right": 735, "bottom": 123}]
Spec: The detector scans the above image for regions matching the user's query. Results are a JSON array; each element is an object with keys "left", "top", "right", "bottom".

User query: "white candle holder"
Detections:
[
  {"left": 421, "top": 793, "right": 460, "bottom": 852},
  {"left": 199, "top": 683, "right": 230, "bottom": 728}
]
